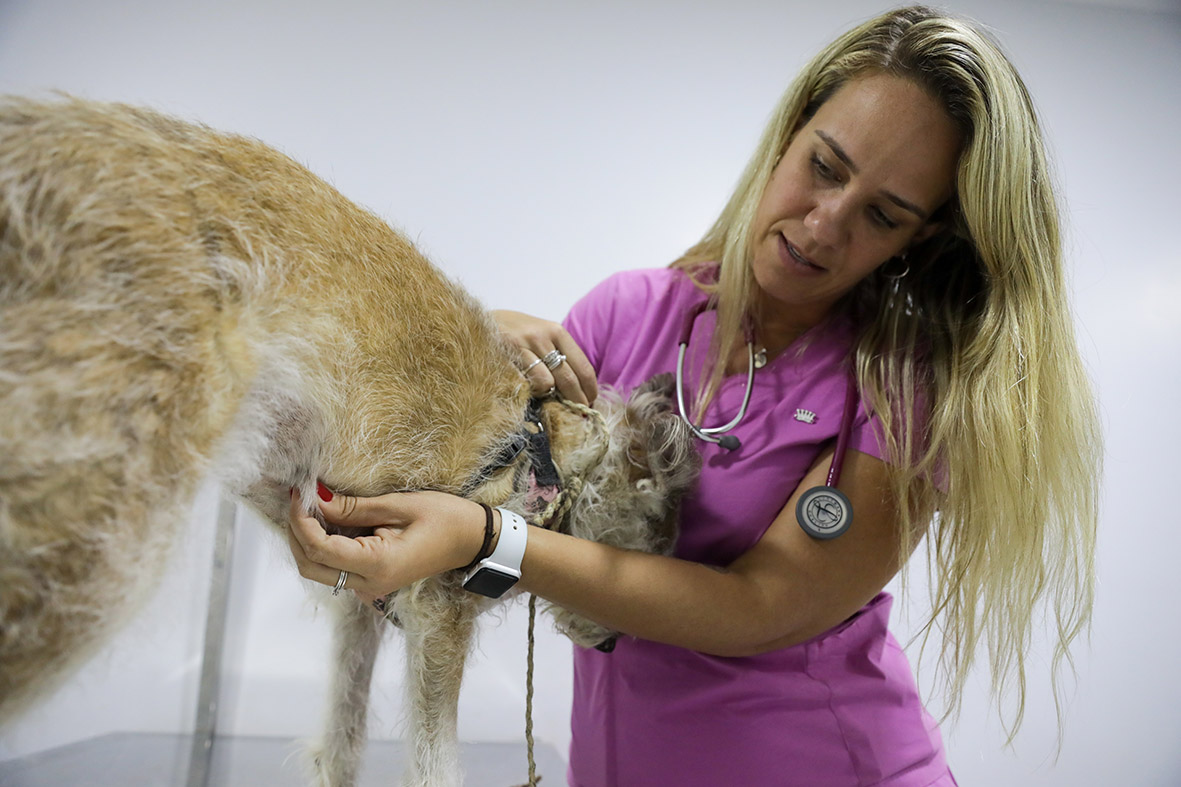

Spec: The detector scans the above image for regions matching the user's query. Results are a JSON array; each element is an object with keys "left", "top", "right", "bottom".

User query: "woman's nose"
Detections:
[{"left": 804, "top": 195, "right": 851, "bottom": 248}]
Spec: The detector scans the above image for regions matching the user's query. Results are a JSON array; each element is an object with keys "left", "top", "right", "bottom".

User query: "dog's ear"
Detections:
[
  {"left": 627, "top": 372, "right": 676, "bottom": 415},
  {"left": 624, "top": 373, "right": 700, "bottom": 495},
  {"left": 640, "top": 412, "right": 700, "bottom": 497}
]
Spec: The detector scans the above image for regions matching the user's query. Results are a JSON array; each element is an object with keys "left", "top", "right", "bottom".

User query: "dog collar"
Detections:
[
  {"left": 462, "top": 398, "right": 564, "bottom": 527},
  {"left": 521, "top": 399, "right": 563, "bottom": 526}
]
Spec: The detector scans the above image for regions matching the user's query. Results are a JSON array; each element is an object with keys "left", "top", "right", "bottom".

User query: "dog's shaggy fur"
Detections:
[{"left": 0, "top": 97, "right": 699, "bottom": 786}]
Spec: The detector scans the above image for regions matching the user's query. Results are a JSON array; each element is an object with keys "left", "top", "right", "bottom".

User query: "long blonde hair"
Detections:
[{"left": 675, "top": 6, "right": 1101, "bottom": 739}]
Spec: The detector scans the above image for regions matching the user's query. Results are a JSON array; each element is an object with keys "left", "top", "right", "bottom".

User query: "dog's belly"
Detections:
[{"left": 209, "top": 337, "right": 328, "bottom": 528}]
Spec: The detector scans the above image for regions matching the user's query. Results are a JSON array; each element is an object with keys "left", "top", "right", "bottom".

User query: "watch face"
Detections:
[
  {"left": 463, "top": 566, "right": 520, "bottom": 598},
  {"left": 796, "top": 486, "right": 853, "bottom": 540}
]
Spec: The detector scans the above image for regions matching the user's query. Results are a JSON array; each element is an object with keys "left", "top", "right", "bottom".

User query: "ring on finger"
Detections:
[
  {"left": 522, "top": 357, "right": 545, "bottom": 375},
  {"left": 333, "top": 570, "right": 349, "bottom": 596},
  {"left": 541, "top": 350, "right": 566, "bottom": 370}
]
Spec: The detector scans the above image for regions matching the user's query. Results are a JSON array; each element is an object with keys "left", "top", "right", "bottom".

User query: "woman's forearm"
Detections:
[
  {"left": 518, "top": 524, "right": 797, "bottom": 657},
  {"left": 295, "top": 455, "right": 900, "bottom": 657}
]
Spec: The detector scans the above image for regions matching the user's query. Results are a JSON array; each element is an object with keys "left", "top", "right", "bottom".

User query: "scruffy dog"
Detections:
[{"left": 0, "top": 97, "right": 700, "bottom": 786}]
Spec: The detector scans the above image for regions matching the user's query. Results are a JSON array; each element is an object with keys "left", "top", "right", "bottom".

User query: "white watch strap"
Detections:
[{"left": 483, "top": 508, "right": 527, "bottom": 573}]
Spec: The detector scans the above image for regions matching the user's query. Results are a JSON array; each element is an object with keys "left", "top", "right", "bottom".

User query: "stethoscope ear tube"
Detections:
[
  {"left": 675, "top": 337, "right": 755, "bottom": 452},
  {"left": 675, "top": 331, "right": 755, "bottom": 448}
]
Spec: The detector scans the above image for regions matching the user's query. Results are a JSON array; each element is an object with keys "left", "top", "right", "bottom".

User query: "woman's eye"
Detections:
[
  {"left": 811, "top": 154, "right": 838, "bottom": 181},
  {"left": 871, "top": 207, "right": 899, "bottom": 229}
]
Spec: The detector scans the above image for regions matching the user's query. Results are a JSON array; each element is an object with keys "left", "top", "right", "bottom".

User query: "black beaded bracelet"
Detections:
[{"left": 459, "top": 502, "right": 495, "bottom": 574}]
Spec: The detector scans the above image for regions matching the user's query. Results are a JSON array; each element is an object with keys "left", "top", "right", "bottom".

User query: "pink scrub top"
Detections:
[{"left": 562, "top": 268, "right": 956, "bottom": 787}]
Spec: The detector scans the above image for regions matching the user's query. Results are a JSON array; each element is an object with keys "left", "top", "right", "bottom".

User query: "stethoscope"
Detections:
[{"left": 674, "top": 300, "right": 856, "bottom": 540}]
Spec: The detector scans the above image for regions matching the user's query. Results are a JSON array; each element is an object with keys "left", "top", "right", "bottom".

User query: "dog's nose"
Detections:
[{"left": 594, "top": 637, "right": 617, "bottom": 653}]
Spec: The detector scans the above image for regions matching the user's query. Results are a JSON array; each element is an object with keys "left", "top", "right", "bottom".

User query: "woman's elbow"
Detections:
[
  {"left": 693, "top": 615, "right": 811, "bottom": 658},
  {"left": 701, "top": 632, "right": 808, "bottom": 659}
]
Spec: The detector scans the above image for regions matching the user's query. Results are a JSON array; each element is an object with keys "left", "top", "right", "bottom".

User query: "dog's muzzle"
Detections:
[{"left": 463, "top": 397, "right": 564, "bottom": 528}]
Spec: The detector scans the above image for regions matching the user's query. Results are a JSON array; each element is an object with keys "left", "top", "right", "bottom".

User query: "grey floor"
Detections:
[{"left": 0, "top": 733, "right": 566, "bottom": 786}]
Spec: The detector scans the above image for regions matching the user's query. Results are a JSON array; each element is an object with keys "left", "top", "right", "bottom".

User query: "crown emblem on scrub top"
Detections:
[{"left": 794, "top": 409, "right": 817, "bottom": 424}]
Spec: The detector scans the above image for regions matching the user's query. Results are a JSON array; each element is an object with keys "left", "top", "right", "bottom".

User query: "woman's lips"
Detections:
[{"left": 778, "top": 234, "right": 824, "bottom": 273}]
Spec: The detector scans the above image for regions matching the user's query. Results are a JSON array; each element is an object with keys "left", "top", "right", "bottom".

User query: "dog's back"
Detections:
[{"left": 0, "top": 97, "right": 528, "bottom": 722}]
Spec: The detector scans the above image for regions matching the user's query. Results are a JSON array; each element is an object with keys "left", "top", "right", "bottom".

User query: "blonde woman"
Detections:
[{"left": 288, "top": 6, "right": 1101, "bottom": 784}]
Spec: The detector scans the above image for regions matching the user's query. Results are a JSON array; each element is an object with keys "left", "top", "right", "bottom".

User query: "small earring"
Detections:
[{"left": 882, "top": 255, "right": 910, "bottom": 280}]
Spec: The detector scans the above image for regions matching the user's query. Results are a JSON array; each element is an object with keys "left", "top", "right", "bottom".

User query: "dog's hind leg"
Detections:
[
  {"left": 397, "top": 581, "right": 478, "bottom": 787},
  {"left": 306, "top": 596, "right": 385, "bottom": 787},
  {"left": 0, "top": 482, "right": 192, "bottom": 724}
]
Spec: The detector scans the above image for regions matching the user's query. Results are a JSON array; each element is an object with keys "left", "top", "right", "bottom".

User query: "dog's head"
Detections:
[
  {"left": 538, "top": 373, "right": 700, "bottom": 553},
  {"left": 522, "top": 373, "right": 699, "bottom": 651}
]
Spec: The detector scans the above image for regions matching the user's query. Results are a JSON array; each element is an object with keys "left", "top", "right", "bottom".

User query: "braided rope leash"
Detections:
[
  {"left": 522, "top": 593, "right": 541, "bottom": 787},
  {"left": 517, "top": 397, "right": 609, "bottom": 787}
]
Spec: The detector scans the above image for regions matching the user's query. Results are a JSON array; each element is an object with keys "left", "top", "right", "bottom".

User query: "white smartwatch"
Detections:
[{"left": 462, "top": 508, "right": 527, "bottom": 598}]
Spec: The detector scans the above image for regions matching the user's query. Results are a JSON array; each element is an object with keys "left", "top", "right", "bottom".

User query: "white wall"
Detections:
[{"left": 1, "top": 1, "right": 1178, "bottom": 784}]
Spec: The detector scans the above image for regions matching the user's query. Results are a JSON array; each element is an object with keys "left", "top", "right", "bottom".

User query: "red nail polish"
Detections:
[{"left": 317, "top": 482, "right": 334, "bottom": 502}]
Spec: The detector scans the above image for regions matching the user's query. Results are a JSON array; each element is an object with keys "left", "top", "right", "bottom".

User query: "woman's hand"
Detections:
[
  {"left": 492, "top": 309, "right": 597, "bottom": 405},
  {"left": 286, "top": 487, "right": 489, "bottom": 604}
]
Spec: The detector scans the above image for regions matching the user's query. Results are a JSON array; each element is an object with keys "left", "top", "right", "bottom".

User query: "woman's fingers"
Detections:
[
  {"left": 314, "top": 486, "right": 413, "bottom": 529},
  {"left": 553, "top": 333, "right": 597, "bottom": 404},
  {"left": 494, "top": 309, "right": 598, "bottom": 405},
  {"left": 287, "top": 491, "right": 395, "bottom": 581},
  {"left": 286, "top": 488, "right": 486, "bottom": 598},
  {"left": 285, "top": 520, "right": 353, "bottom": 588},
  {"left": 523, "top": 336, "right": 596, "bottom": 406}
]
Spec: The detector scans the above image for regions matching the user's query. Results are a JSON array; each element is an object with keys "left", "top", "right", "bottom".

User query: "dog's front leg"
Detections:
[
  {"left": 398, "top": 579, "right": 478, "bottom": 787},
  {"left": 307, "top": 595, "right": 385, "bottom": 787}
]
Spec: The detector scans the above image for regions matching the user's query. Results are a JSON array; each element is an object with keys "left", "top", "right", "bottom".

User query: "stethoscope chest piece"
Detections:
[{"left": 796, "top": 485, "right": 853, "bottom": 540}]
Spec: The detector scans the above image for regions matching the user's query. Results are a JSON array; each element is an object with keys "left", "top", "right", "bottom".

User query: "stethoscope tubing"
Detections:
[
  {"left": 826, "top": 371, "right": 858, "bottom": 488},
  {"left": 674, "top": 300, "right": 757, "bottom": 444},
  {"left": 674, "top": 341, "right": 755, "bottom": 437},
  {"left": 674, "top": 298, "right": 859, "bottom": 538}
]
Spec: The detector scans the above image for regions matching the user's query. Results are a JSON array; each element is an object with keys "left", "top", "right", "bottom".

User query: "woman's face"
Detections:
[{"left": 750, "top": 72, "right": 962, "bottom": 336}]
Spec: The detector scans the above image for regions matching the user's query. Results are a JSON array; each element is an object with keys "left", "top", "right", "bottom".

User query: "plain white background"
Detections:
[{"left": 1, "top": 1, "right": 1178, "bottom": 784}]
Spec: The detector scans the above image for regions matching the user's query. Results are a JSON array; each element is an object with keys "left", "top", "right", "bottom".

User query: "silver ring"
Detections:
[
  {"left": 522, "top": 356, "right": 545, "bottom": 375},
  {"left": 332, "top": 570, "right": 349, "bottom": 596},
  {"left": 542, "top": 350, "right": 566, "bottom": 370}
]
